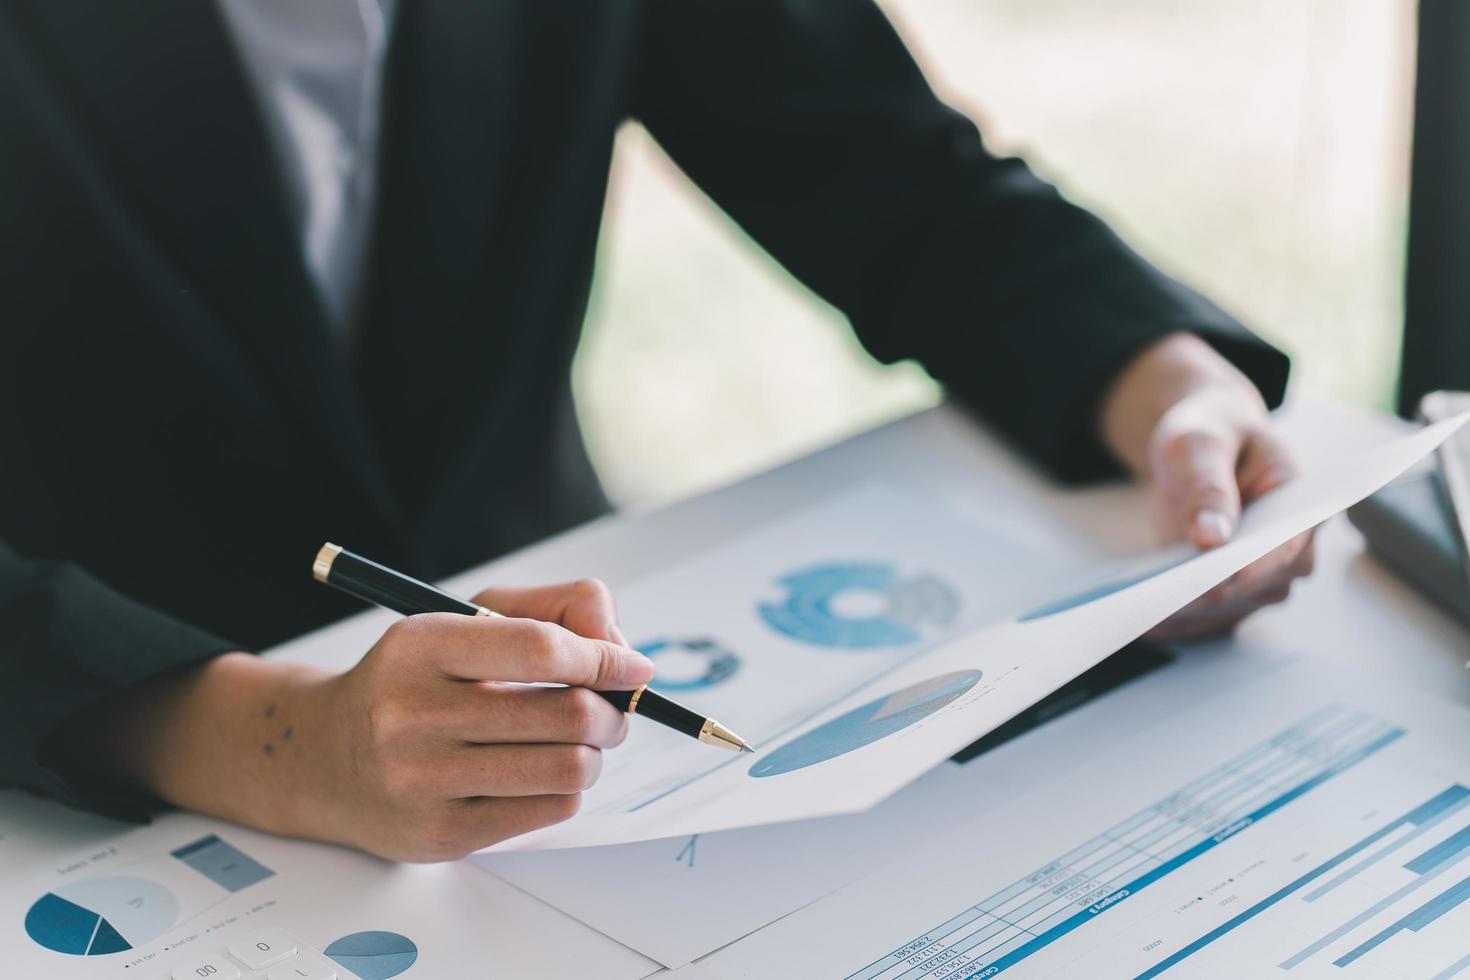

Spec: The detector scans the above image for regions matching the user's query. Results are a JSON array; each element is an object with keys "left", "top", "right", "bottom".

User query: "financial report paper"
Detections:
[
  {"left": 680, "top": 659, "right": 1470, "bottom": 980},
  {"left": 485, "top": 416, "right": 1468, "bottom": 853},
  {"left": 478, "top": 493, "right": 1154, "bottom": 966},
  {"left": 0, "top": 796, "right": 656, "bottom": 980}
]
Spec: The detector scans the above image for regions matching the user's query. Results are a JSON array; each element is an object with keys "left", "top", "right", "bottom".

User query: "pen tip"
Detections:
[
  {"left": 740, "top": 743, "right": 755, "bottom": 753},
  {"left": 700, "top": 720, "right": 752, "bottom": 752}
]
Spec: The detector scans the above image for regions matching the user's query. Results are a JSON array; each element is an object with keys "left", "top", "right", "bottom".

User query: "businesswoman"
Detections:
[{"left": 0, "top": 0, "right": 1311, "bottom": 859}]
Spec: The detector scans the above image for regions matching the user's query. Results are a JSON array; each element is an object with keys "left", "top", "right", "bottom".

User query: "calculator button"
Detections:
[
  {"left": 227, "top": 927, "right": 298, "bottom": 968},
  {"left": 266, "top": 955, "right": 338, "bottom": 980},
  {"left": 171, "top": 956, "right": 242, "bottom": 980}
]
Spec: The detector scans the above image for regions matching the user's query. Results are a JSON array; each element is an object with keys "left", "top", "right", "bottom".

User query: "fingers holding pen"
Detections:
[
  {"left": 312, "top": 564, "right": 662, "bottom": 861},
  {"left": 473, "top": 577, "right": 629, "bottom": 645},
  {"left": 447, "top": 683, "right": 630, "bottom": 749},
  {"left": 359, "top": 617, "right": 636, "bottom": 754},
  {"left": 382, "top": 613, "right": 655, "bottom": 689},
  {"left": 445, "top": 743, "right": 606, "bottom": 799},
  {"left": 331, "top": 612, "right": 644, "bottom": 860}
]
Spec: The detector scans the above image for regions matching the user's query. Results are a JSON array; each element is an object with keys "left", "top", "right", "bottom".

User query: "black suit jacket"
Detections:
[{"left": 0, "top": 0, "right": 1287, "bottom": 814}]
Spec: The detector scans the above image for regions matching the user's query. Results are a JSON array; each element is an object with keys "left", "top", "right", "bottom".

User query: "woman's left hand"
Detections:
[{"left": 1100, "top": 333, "right": 1315, "bottom": 640}]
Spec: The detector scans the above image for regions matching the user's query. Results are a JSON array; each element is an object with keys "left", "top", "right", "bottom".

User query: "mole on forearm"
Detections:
[
  {"left": 262, "top": 714, "right": 296, "bottom": 758},
  {"left": 261, "top": 704, "right": 293, "bottom": 757}
]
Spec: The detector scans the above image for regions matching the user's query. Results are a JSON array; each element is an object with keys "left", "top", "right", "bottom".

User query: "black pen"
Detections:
[{"left": 311, "top": 543, "right": 752, "bottom": 752}]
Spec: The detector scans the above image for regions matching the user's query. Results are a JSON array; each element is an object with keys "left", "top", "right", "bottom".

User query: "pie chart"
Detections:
[
  {"left": 325, "top": 930, "right": 418, "bottom": 979},
  {"left": 636, "top": 637, "right": 740, "bottom": 691},
  {"left": 758, "top": 562, "right": 959, "bottom": 648},
  {"left": 750, "top": 669, "right": 983, "bottom": 777},
  {"left": 25, "top": 876, "right": 178, "bottom": 956}
]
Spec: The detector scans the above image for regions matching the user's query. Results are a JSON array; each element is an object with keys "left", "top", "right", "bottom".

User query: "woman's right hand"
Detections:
[
  {"left": 304, "top": 581, "right": 654, "bottom": 859},
  {"left": 59, "top": 579, "right": 654, "bottom": 862}
]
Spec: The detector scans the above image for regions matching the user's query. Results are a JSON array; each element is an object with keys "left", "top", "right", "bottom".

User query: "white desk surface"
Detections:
[{"left": 5, "top": 398, "right": 1467, "bottom": 979}]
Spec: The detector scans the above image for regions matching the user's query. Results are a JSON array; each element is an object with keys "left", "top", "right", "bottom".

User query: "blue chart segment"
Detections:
[
  {"left": 1140, "top": 783, "right": 1470, "bottom": 977},
  {"left": 25, "top": 834, "right": 273, "bottom": 957},
  {"left": 759, "top": 562, "right": 959, "bottom": 648},
  {"left": 750, "top": 670, "right": 982, "bottom": 778},
  {"left": 1017, "top": 554, "right": 1193, "bottom": 622},
  {"left": 846, "top": 706, "right": 1404, "bottom": 979},
  {"left": 1336, "top": 871, "right": 1470, "bottom": 968},
  {"left": 171, "top": 834, "right": 274, "bottom": 891},
  {"left": 25, "top": 876, "right": 178, "bottom": 956},
  {"left": 637, "top": 638, "right": 740, "bottom": 691},
  {"left": 325, "top": 931, "right": 419, "bottom": 980}
]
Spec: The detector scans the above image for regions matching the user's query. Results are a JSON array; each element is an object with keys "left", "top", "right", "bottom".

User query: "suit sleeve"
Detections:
[
  {"left": 0, "top": 542, "right": 236, "bottom": 819},
  {"left": 629, "top": 0, "right": 1290, "bottom": 481}
]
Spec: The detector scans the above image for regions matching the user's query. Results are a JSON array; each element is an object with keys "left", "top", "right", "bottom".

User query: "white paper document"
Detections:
[
  {"left": 476, "top": 496, "right": 1130, "bottom": 967},
  {"left": 492, "top": 482, "right": 1057, "bottom": 835},
  {"left": 0, "top": 795, "right": 656, "bottom": 980},
  {"left": 480, "top": 758, "right": 1024, "bottom": 968},
  {"left": 485, "top": 416, "right": 1468, "bottom": 854},
  {"left": 681, "top": 658, "right": 1470, "bottom": 979}
]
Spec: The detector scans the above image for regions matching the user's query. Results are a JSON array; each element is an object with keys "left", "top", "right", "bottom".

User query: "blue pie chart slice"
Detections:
[
  {"left": 750, "top": 669, "right": 983, "bottom": 777},
  {"left": 1017, "top": 554, "right": 1194, "bottom": 621},
  {"left": 325, "top": 931, "right": 418, "bottom": 979},
  {"left": 25, "top": 876, "right": 177, "bottom": 956}
]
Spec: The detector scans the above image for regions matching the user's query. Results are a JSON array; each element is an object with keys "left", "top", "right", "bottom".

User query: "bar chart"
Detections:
[
  {"left": 845, "top": 705, "right": 1404, "bottom": 980},
  {"left": 1140, "top": 783, "right": 1470, "bottom": 977}
]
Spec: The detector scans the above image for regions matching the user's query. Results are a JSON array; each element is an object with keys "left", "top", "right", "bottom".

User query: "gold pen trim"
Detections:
[
  {"left": 698, "top": 718, "right": 747, "bottom": 752},
  {"left": 308, "top": 546, "right": 738, "bottom": 751},
  {"left": 312, "top": 542, "right": 343, "bottom": 583}
]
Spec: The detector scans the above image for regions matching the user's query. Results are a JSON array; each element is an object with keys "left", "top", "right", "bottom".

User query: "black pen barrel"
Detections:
[
  {"left": 312, "top": 542, "right": 749, "bottom": 751},
  {"left": 629, "top": 688, "right": 706, "bottom": 739},
  {"left": 314, "top": 543, "right": 484, "bottom": 617}
]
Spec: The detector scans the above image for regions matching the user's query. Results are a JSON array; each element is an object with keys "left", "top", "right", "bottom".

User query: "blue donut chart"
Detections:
[
  {"left": 758, "top": 562, "right": 959, "bottom": 649},
  {"left": 637, "top": 638, "right": 740, "bottom": 691},
  {"left": 750, "top": 669, "right": 983, "bottom": 777}
]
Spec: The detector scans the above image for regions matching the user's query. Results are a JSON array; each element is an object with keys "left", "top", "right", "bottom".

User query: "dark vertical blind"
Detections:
[{"left": 1401, "top": 0, "right": 1470, "bottom": 415}]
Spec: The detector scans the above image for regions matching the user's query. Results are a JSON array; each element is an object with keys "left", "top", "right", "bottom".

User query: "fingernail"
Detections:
[
  {"left": 619, "top": 650, "right": 655, "bottom": 686},
  {"left": 1194, "top": 508, "right": 1234, "bottom": 546}
]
